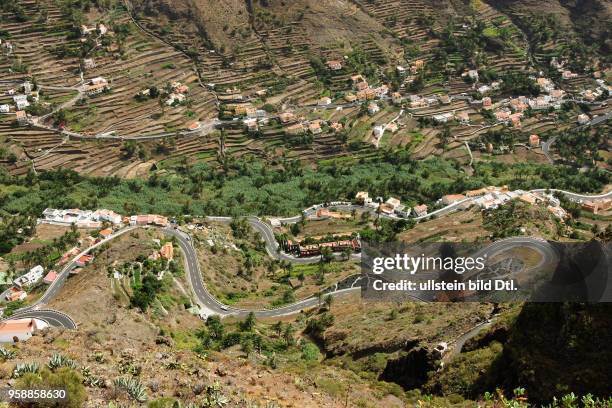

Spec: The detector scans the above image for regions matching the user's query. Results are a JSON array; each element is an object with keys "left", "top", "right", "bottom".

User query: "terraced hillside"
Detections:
[
  {"left": 0, "top": 0, "right": 608, "bottom": 179},
  {"left": 1, "top": 0, "right": 218, "bottom": 134}
]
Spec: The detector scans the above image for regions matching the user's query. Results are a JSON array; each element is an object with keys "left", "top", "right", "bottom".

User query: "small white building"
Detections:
[
  {"left": 90, "top": 77, "right": 107, "bottom": 85},
  {"left": 98, "top": 23, "right": 108, "bottom": 36},
  {"left": 243, "top": 118, "right": 258, "bottom": 132},
  {"left": 318, "top": 96, "right": 332, "bottom": 106},
  {"left": 373, "top": 125, "right": 385, "bottom": 139},
  {"left": 355, "top": 191, "right": 371, "bottom": 204},
  {"left": 0, "top": 104, "right": 9, "bottom": 113},
  {"left": 467, "top": 70, "right": 479, "bottom": 81},
  {"left": 166, "top": 93, "right": 185, "bottom": 105},
  {"left": 15, "top": 110, "right": 27, "bottom": 124},
  {"left": 13, "top": 95, "right": 29, "bottom": 110},
  {"left": 368, "top": 103, "right": 380, "bottom": 115},
  {"left": 92, "top": 209, "right": 122, "bottom": 225},
  {"left": 413, "top": 204, "right": 428, "bottom": 217},
  {"left": 83, "top": 58, "right": 95, "bottom": 69},
  {"left": 577, "top": 114, "right": 590, "bottom": 125},
  {"left": 13, "top": 265, "right": 44, "bottom": 288},
  {"left": 22, "top": 81, "right": 32, "bottom": 95},
  {"left": 0, "top": 318, "right": 48, "bottom": 343},
  {"left": 477, "top": 85, "right": 490, "bottom": 94},
  {"left": 385, "top": 197, "right": 401, "bottom": 210},
  {"left": 433, "top": 112, "right": 454, "bottom": 124}
]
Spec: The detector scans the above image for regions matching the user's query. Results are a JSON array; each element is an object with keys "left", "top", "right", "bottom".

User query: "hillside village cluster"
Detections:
[
  {"left": 3, "top": 34, "right": 609, "bottom": 155},
  {"left": 3, "top": 181, "right": 605, "bottom": 300},
  {"left": 350, "top": 187, "right": 580, "bottom": 220},
  {"left": 219, "top": 57, "right": 611, "bottom": 147},
  {"left": 2, "top": 208, "right": 175, "bottom": 308}
]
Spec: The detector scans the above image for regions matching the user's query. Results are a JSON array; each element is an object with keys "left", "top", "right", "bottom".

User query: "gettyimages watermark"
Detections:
[{"left": 360, "top": 239, "right": 612, "bottom": 302}]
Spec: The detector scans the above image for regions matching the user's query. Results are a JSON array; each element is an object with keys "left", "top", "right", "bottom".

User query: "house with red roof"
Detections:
[
  {"left": 76, "top": 254, "right": 94, "bottom": 267},
  {"left": 0, "top": 318, "right": 48, "bottom": 343},
  {"left": 160, "top": 242, "right": 174, "bottom": 260},
  {"left": 5, "top": 287, "right": 27, "bottom": 302},
  {"left": 43, "top": 271, "right": 58, "bottom": 284}
]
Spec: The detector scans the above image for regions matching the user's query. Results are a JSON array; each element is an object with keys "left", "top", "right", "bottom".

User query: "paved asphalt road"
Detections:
[
  {"left": 8, "top": 309, "right": 77, "bottom": 330},
  {"left": 0, "top": 227, "right": 137, "bottom": 327},
  {"left": 3, "top": 188, "right": 608, "bottom": 326}
]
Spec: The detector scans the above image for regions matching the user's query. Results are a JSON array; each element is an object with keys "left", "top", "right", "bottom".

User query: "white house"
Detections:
[
  {"left": 368, "top": 103, "right": 380, "bottom": 115},
  {"left": 90, "top": 77, "right": 107, "bottom": 85},
  {"left": 433, "top": 112, "right": 454, "bottom": 123},
  {"left": 0, "top": 318, "right": 48, "bottom": 343},
  {"left": 83, "top": 58, "right": 95, "bottom": 69},
  {"left": 373, "top": 125, "right": 385, "bottom": 138},
  {"left": 577, "top": 114, "right": 590, "bottom": 125},
  {"left": 22, "top": 81, "right": 32, "bottom": 95},
  {"left": 318, "top": 97, "right": 332, "bottom": 106},
  {"left": 92, "top": 209, "right": 122, "bottom": 225},
  {"left": 98, "top": 23, "right": 108, "bottom": 36},
  {"left": 355, "top": 191, "right": 371, "bottom": 204},
  {"left": 477, "top": 85, "right": 490, "bottom": 94},
  {"left": 385, "top": 197, "right": 401, "bottom": 210},
  {"left": 13, "top": 95, "right": 29, "bottom": 110},
  {"left": 166, "top": 93, "right": 185, "bottom": 105},
  {"left": 413, "top": 204, "right": 428, "bottom": 217},
  {"left": 13, "top": 265, "right": 44, "bottom": 288},
  {"left": 0, "top": 104, "right": 9, "bottom": 113},
  {"left": 15, "top": 110, "right": 27, "bottom": 124}
]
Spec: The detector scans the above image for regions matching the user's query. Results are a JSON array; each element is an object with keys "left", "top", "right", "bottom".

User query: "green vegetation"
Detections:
[
  {"left": 126, "top": 251, "right": 180, "bottom": 312},
  {"left": 0, "top": 214, "right": 36, "bottom": 255},
  {"left": 130, "top": 274, "right": 163, "bottom": 312},
  {"left": 1, "top": 300, "right": 25, "bottom": 317},
  {"left": 8, "top": 223, "right": 80, "bottom": 269},
  {"left": 555, "top": 126, "right": 609, "bottom": 166},
  {"left": 482, "top": 200, "right": 554, "bottom": 239},
  {"left": 425, "top": 304, "right": 612, "bottom": 405},
  {"left": 16, "top": 367, "right": 87, "bottom": 408},
  {"left": 0, "top": 157, "right": 607, "bottom": 221}
]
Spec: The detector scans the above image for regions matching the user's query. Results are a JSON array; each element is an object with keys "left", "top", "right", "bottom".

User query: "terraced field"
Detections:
[
  {"left": 0, "top": 1, "right": 81, "bottom": 87},
  {"left": 1, "top": 0, "right": 219, "bottom": 132}
]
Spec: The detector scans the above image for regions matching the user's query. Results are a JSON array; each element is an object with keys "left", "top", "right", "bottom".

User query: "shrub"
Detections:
[{"left": 16, "top": 367, "right": 86, "bottom": 408}]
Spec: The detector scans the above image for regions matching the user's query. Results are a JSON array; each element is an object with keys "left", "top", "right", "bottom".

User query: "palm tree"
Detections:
[
  {"left": 272, "top": 321, "right": 283, "bottom": 337},
  {"left": 324, "top": 294, "right": 333, "bottom": 311},
  {"left": 157, "top": 97, "right": 165, "bottom": 117},
  {"left": 283, "top": 323, "right": 295, "bottom": 346}
]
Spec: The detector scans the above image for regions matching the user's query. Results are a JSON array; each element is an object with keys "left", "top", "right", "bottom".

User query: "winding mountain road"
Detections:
[{"left": 2, "top": 188, "right": 609, "bottom": 328}]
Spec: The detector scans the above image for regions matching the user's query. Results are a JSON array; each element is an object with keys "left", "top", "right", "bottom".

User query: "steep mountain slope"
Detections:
[
  {"left": 425, "top": 303, "right": 612, "bottom": 403},
  {"left": 487, "top": 0, "right": 612, "bottom": 54},
  {"left": 130, "top": 0, "right": 394, "bottom": 56}
]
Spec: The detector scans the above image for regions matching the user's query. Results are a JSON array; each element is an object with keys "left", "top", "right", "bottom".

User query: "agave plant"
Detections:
[
  {"left": 0, "top": 347, "right": 16, "bottom": 361},
  {"left": 114, "top": 377, "right": 147, "bottom": 402},
  {"left": 202, "top": 381, "right": 229, "bottom": 407},
  {"left": 12, "top": 362, "right": 39, "bottom": 378},
  {"left": 164, "top": 361, "right": 183, "bottom": 370},
  {"left": 47, "top": 353, "right": 77, "bottom": 370},
  {"left": 84, "top": 375, "right": 103, "bottom": 388},
  {"left": 81, "top": 366, "right": 103, "bottom": 388}
]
